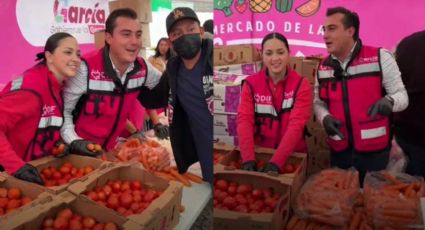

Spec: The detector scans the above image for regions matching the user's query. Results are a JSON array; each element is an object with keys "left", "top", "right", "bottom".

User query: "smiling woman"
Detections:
[{"left": 0, "top": 32, "right": 81, "bottom": 185}]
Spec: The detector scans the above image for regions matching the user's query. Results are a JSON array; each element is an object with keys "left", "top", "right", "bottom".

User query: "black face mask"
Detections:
[{"left": 172, "top": 33, "right": 201, "bottom": 59}]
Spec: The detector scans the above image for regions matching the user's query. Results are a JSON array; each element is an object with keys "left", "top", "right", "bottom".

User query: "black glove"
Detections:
[
  {"left": 368, "top": 97, "right": 393, "bottom": 119},
  {"left": 241, "top": 160, "right": 257, "bottom": 171},
  {"left": 70, "top": 140, "right": 102, "bottom": 157},
  {"left": 261, "top": 162, "right": 280, "bottom": 174},
  {"left": 323, "top": 115, "right": 345, "bottom": 139},
  {"left": 14, "top": 164, "right": 44, "bottom": 185},
  {"left": 51, "top": 141, "right": 70, "bottom": 158},
  {"left": 153, "top": 123, "right": 169, "bottom": 139}
]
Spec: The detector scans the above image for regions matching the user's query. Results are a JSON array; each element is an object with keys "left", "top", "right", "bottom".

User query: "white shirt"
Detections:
[
  {"left": 61, "top": 55, "right": 162, "bottom": 144},
  {"left": 314, "top": 43, "right": 409, "bottom": 124}
]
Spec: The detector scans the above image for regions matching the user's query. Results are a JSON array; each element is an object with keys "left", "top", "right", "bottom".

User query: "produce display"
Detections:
[
  {"left": 0, "top": 187, "right": 32, "bottom": 216},
  {"left": 213, "top": 177, "right": 282, "bottom": 213},
  {"left": 41, "top": 208, "right": 118, "bottom": 230},
  {"left": 83, "top": 179, "right": 161, "bottom": 217},
  {"left": 40, "top": 162, "right": 95, "bottom": 187}
]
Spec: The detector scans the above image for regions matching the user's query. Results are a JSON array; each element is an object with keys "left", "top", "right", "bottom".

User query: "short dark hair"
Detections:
[
  {"left": 203, "top": 19, "right": 213, "bottom": 34},
  {"left": 327, "top": 7, "right": 360, "bottom": 40},
  {"left": 153, "top": 37, "right": 172, "bottom": 60},
  {"left": 36, "top": 32, "right": 74, "bottom": 64},
  {"left": 261, "top": 32, "right": 290, "bottom": 52},
  {"left": 105, "top": 8, "right": 138, "bottom": 35}
]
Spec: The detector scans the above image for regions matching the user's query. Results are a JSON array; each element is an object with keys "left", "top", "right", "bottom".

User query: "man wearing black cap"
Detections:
[{"left": 141, "top": 7, "right": 213, "bottom": 184}]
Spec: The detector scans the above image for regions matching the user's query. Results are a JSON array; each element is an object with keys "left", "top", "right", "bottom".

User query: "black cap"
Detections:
[{"left": 166, "top": 7, "right": 200, "bottom": 34}]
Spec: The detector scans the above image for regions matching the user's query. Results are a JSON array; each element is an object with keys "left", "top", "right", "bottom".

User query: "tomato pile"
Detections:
[
  {"left": 84, "top": 180, "right": 162, "bottom": 216},
  {"left": 0, "top": 187, "right": 32, "bottom": 216},
  {"left": 40, "top": 163, "right": 95, "bottom": 187},
  {"left": 213, "top": 178, "right": 282, "bottom": 213},
  {"left": 42, "top": 208, "right": 118, "bottom": 230}
]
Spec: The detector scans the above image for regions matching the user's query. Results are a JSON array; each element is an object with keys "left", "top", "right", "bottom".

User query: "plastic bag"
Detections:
[
  {"left": 363, "top": 171, "right": 425, "bottom": 228},
  {"left": 294, "top": 168, "right": 360, "bottom": 226},
  {"left": 386, "top": 138, "right": 407, "bottom": 174}
]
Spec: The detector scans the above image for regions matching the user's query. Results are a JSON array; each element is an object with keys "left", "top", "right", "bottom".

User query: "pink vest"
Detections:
[
  {"left": 1, "top": 65, "right": 63, "bottom": 161},
  {"left": 244, "top": 68, "right": 306, "bottom": 151},
  {"left": 75, "top": 50, "right": 147, "bottom": 150},
  {"left": 318, "top": 45, "right": 391, "bottom": 152}
]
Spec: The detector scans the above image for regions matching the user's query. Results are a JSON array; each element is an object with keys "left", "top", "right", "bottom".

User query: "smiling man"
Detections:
[
  {"left": 60, "top": 8, "right": 162, "bottom": 155},
  {"left": 314, "top": 7, "right": 408, "bottom": 185}
]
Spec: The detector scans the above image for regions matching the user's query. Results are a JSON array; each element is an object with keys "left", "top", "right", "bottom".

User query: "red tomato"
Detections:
[
  {"left": 107, "top": 196, "right": 119, "bottom": 210},
  {"left": 53, "top": 216, "right": 69, "bottom": 230},
  {"left": 7, "top": 188, "right": 21, "bottom": 200},
  {"left": 103, "top": 185, "right": 112, "bottom": 196},
  {"left": 0, "top": 198, "right": 8, "bottom": 208},
  {"left": 104, "top": 222, "right": 118, "bottom": 230},
  {"left": 130, "top": 180, "right": 142, "bottom": 190},
  {"left": 234, "top": 204, "right": 249, "bottom": 213},
  {"left": 52, "top": 171, "right": 62, "bottom": 180},
  {"left": 111, "top": 181, "right": 121, "bottom": 193},
  {"left": 59, "top": 166, "right": 71, "bottom": 174},
  {"left": 82, "top": 217, "right": 96, "bottom": 228},
  {"left": 236, "top": 184, "right": 252, "bottom": 195},
  {"left": 143, "top": 191, "right": 156, "bottom": 203},
  {"left": 283, "top": 164, "right": 295, "bottom": 174},
  {"left": 262, "top": 188, "right": 273, "bottom": 198},
  {"left": 227, "top": 185, "right": 237, "bottom": 196},
  {"left": 43, "top": 217, "right": 54, "bottom": 228},
  {"left": 222, "top": 197, "right": 237, "bottom": 210},
  {"left": 57, "top": 208, "right": 73, "bottom": 220},
  {"left": 119, "top": 193, "right": 133, "bottom": 208},
  {"left": 6, "top": 199, "right": 20, "bottom": 209},
  {"left": 69, "top": 219, "right": 83, "bottom": 230},
  {"left": 120, "top": 181, "right": 130, "bottom": 192},
  {"left": 87, "top": 191, "right": 98, "bottom": 201},
  {"left": 235, "top": 195, "right": 248, "bottom": 205},
  {"left": 215, "top": 179, "right": 228, "bottom": 191},
  {"left": 251, "top": 189, "right": 264, "bottom": 200},
  {"left": 41, "top": 168, "right": 53, "bottom": 179}
]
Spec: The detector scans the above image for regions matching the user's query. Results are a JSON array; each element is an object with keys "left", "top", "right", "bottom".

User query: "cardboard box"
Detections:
[
  {"left": 214, "top": 113, "right": 238, "bottom": 136},
  {"left": 140, "top": 22, "right": 151, "bottom": 48},
  {"left": 94, "top": 30, "right": 105, "bottom": 49},
  {"left": 289, "top": 57, "right": 303, "bottom": 75},
  {"left": 214, "top": 71, "right": 248, "bottom": 85},
  {"left": 215, "top": 45, "right": 261, "bottom": 66},
  {"left": 214, "top": 134, "right": 239, "bottom": 146},
  {"left": 213, "top": 143, "right": 236, "bottom": 166},
  {"left": 214, "top": 171, "right": 290, "bottom": 230},
  {"left": 218, "top": 148, "right": 307, "bottom": 204},
  {"left": 0, "top": 173, "right": 51, "bottom": 224},
  {"left": 301, "top": 59, "right": 320, "bottom": 86},
  {"left": 28, "top": 155, "right": 104, "bottom": 194},
  {"left": 214, "top": 62, "right": 263, "bottom": 75},
  {"left": 109, "top": 0, "right": 152, "bottom": 22},
  {"left": 214, "top": 83, "right": 242, "bottom": 114},
  {"left": 2, "top": 191, "right": 140, "bottom": 229},
  {"left": 307, "top": 149, "right": 330, "bottom": 176},
  {"left": 67, "top": 162, "right": 183, "bottom": 230}
]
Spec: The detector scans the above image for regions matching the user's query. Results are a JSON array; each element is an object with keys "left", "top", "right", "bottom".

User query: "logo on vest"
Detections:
[
  {"left": 361, "top": 56, "right": 378, "bottom": 63},
  {"left": 254, "top": 94, "right": 272, "bottom": 103},
  {"left": 284, "top": 91, "right": 294, "bottom": 98},
  {"left": 91, "top": 69, "right": 105, "bottom": 80},
  {"left": 42, "top": 105, "right": 56, "bottom": 117}
]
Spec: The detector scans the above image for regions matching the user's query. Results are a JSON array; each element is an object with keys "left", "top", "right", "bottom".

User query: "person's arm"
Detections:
[
  {"left": 144, "top": 61, "right": 163, "bottom": 89},
  {"left": 138, "top": 69, "right": 169, "bottom": 109},
  {"left": 313, "top": 75, "right": 330, "bottom": 125},
  {"left": 237, "top": 83, "right": 256, "bottom": 162},
  {"left": 0, "top": 92, "right": 40, "bottom": 173},
  {"left": 270, "top": 79, "right": 313, "bottom": 167},
  {"left": 380, "top": 49, "right": 409, "bottom": 112},
  {"left": 147, "top": 109, "right": 160, "bottom": 125},
  {"left": 60, "top": 62, "right": 88, "bottom": 144}
]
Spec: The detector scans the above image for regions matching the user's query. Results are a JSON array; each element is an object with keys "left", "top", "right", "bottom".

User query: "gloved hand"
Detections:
[
  {"left": 154, "top": 123, "right": 169, "bottom": 139},
  {"left": 14, "top": 164, "right": 44, "bottom": 185},
  {"left": 70, "top": 140, "right": 102, "bottom": 157},
  {"left": 261, "top": 162, "right": 280, "bottom": 174},
  {"left": 368, "top": 97, "right": 393, "bottom": 119},
  {"left": 241, "top": 160, "right": 257, "bottom": 171},
  {"left": 323, "top": 115, "right": 345, "bottom": 139},
  {"left": 51, "top": 141, "right": 70, "bottom": 158}
]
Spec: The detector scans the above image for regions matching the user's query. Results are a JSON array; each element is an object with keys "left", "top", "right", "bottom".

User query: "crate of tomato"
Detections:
[{"left": 214, "top": 171, "right": 291, "bottom": 230}]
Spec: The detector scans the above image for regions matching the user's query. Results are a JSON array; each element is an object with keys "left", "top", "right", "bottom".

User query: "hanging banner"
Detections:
[
  {"left": 0, "top": 0, "right": 109, "bottom": 85},
  {"left": 214, "top": 0, "right": 425, "bottom": 56}
]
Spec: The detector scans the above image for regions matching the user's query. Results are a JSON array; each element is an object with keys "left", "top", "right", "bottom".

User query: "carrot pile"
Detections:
[
  {"left": 294, "top": 168, "right": 360, "bottom": 226},
  {"left": 110, "top": 138, "right": 203, "bottom": 187},
  {"left": 363, "top": 171, "right": 425, "bottom": 229}
]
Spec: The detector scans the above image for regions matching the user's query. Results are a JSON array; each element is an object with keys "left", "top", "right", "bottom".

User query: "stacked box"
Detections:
[
  {"left": 214, "top": 171, "right": 290, "bottom": 230},
  {"left": 94, "top": 30, "right": 105, "bottom": 49},
  {"left": 67, "top": 162, "right": 183, "bottom": 230},
  {"left": 109, "top": 0, "right": 152, "bottom": 22},
  {"left": 28, "top": 155, "right": 104, "bottom": 194},
  {"left": 214, "top": 45, "right": 261, "bottom": 66},
  {"left": 214, "top": 62, "right": 263, "bottom": 76}
]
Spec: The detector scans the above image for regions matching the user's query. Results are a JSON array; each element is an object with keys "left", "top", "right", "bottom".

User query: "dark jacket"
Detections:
[
  {"left": 140, "top": 39, "right": 213, "bottom": 181},
  {"left": 394, "top": 31, "right": 425, "bottom": 147}
]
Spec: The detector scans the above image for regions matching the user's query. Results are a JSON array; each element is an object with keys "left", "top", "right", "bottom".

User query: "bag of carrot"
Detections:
[{"left": 294, "top": 168, "right": 360, "bottom": 226}]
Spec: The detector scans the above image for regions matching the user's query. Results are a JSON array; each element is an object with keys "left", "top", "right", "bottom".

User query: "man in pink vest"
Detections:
[
  {"left": 61, "top": 9, "right": 163, "bottom": 154},
  {"left": 314, "top": 7, "right": 408, "bottom": 184}
]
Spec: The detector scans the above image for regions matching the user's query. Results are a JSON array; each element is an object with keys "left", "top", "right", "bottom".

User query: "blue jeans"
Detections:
[
  {"left": 330, "top": 147, "right": 390, "bottom": 186},
  {"left": 396, "top": 135, "right": 425, "bottom": 179}
]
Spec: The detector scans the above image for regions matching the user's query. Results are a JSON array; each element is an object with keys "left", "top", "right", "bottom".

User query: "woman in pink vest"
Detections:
[
  {"left": 0, "top": 32, "right": 81, "bottom": 184},
  {"left": 237, "top": 33, "right": 312, "bottom": 173}
]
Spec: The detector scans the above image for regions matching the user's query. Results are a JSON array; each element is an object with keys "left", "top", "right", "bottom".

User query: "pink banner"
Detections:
[
  {"left": 0, "top": 0, "right": 109, "bottom": 85},
  {"left": 214, "top": 0, "right": 425, "bottom": 56}
]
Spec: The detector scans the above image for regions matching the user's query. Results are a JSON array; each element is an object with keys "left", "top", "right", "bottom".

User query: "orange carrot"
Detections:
[
  {"left": 184, "top": 172, "right": 203, "bottom": 184},
  {"left": 141, "top": 153, "right": 150, "bottom": 170},
  {"left": 349, "top": 210, "right": 361, "bottom": 230},
  {"left": 170, "top": 168, "right": 191, "bottom": 186},
  {"left": 153, "top": 171, "right": 176, "bottom": 181},
  {"left": 382, "top": 171, "right": 401, "bottom": 185},
  {"left": 286, "top": 215, "right": 299, "bottom": 230}
]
